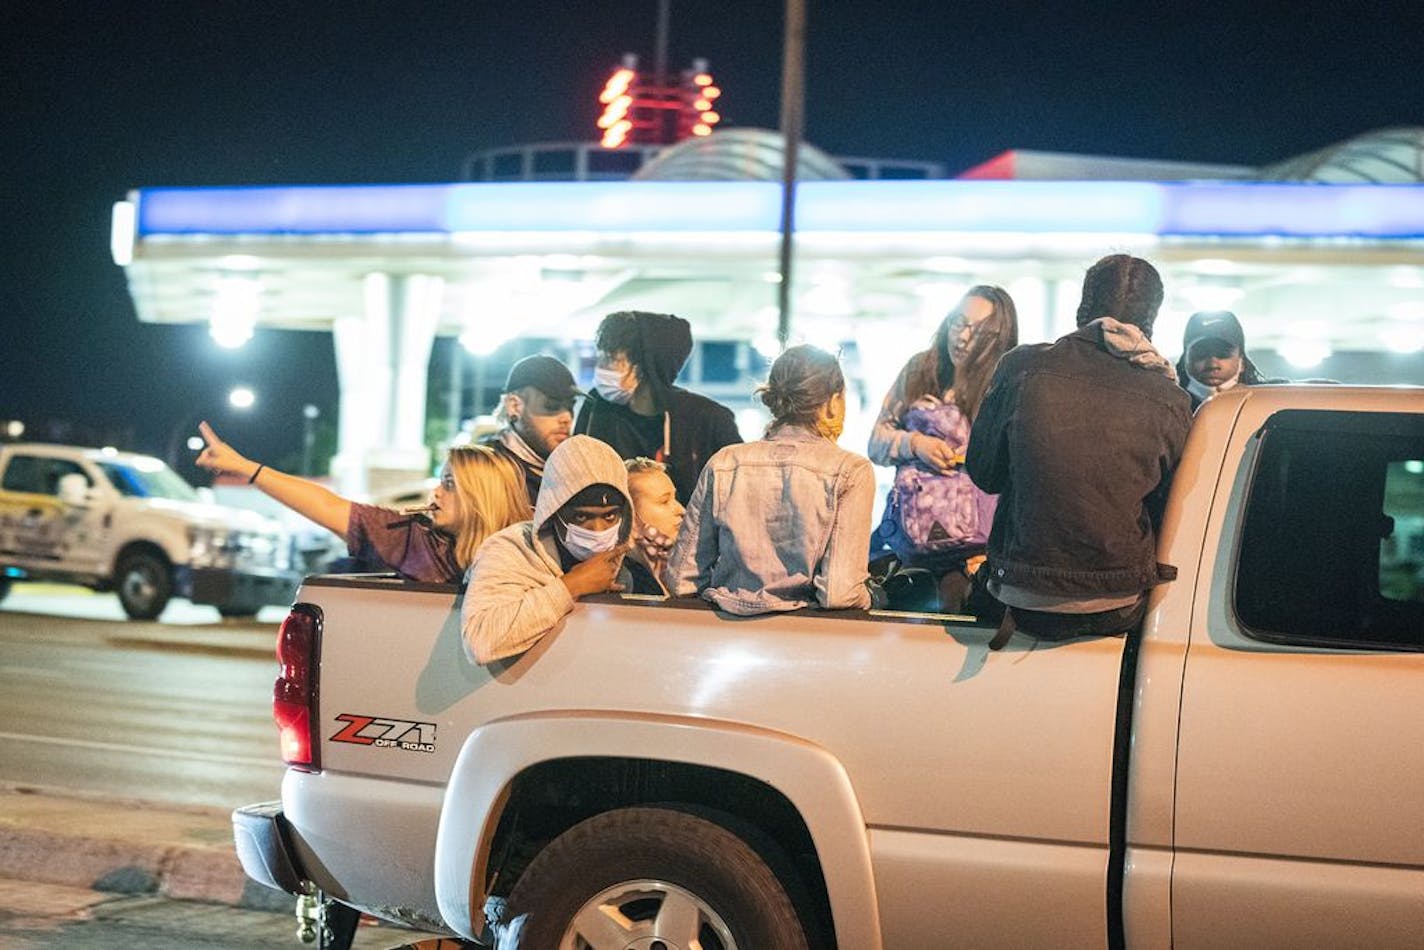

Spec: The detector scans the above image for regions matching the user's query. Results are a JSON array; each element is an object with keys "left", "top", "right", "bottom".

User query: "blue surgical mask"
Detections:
[
  {"left": 559, "top": 518, "right": 622, "bottom": 560},
  {"left": 593, "top": 365, "right": 636, "bottom": 405}
]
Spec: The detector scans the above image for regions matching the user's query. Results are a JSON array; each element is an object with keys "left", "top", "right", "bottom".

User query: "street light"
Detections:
[{"left": 302, "top": 404, "right": 320, "bottom": 475}]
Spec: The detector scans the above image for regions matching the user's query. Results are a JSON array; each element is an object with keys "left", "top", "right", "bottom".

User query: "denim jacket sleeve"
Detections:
[
  {"left": 814, "top": 455, "right": 876, "bottom": 610},
  {"left": 663, "top": 463, "right": 716, "bottom": 597},
  {"left": 964, "top": 354, "right": 1016, "bottom": 495}
]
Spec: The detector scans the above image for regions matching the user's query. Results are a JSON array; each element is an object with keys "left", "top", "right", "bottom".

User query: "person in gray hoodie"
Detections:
[{"left": 462, "top": 434, "right": 638, "bottom": 664}]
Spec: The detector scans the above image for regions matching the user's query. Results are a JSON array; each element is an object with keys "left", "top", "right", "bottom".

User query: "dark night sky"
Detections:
[{"left": 3, "top": 1, "right": 1421, "bottom": 467}]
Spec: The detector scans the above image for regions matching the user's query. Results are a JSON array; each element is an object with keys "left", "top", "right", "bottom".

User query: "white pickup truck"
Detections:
[
  {"left": 0, "top": 443, "right": 298, "bottom": 619},
  {"left": 233, "top": 385, "right": 1423, "bottom": 949}
]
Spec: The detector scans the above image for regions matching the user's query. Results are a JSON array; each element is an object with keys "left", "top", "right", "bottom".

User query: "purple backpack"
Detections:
[{"left": 877, "top": 397, "right": 996, "bottom": 558}]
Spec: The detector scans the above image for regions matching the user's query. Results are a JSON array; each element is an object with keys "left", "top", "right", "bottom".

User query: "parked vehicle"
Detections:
[
  {"left": 233, "top": 386, "right": 1423, "bottom": 949},
  {"left": 0, "top": 443, "right": 298, "bottom": 619}
]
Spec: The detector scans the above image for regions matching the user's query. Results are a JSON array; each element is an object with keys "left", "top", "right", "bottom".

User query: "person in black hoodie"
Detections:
[{"left": 575, "top": 311, "right": 742, "bottom": 503}]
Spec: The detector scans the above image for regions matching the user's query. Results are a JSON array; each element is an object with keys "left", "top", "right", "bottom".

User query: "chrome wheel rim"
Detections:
[
  {"left": 559, "top": 879, "right": 737, "bottom": 950},
  {"left": 122, "top": 564, "right": 157, "bottom": 607}
]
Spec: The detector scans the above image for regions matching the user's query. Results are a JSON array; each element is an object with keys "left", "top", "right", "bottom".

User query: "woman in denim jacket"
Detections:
[{"left": 664, "top": 345, "right": 879, "bottom": 615}]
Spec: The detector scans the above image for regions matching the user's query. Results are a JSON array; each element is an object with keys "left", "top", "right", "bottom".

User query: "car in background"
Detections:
[{"left": 0, "top": 443, "right": 298, "bottom": 619}]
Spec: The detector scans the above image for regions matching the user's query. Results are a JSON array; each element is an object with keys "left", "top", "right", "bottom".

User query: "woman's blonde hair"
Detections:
[{"left": 445, "top": 445, "right": 531, "bottom": 568}]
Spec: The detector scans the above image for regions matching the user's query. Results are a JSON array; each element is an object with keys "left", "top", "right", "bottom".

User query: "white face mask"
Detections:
[
  {"left": 593, "top": 365, "right": 636, "bottom": 405},
  {"left": 559, "top": 518, "right": 622, "bottom": 560}
]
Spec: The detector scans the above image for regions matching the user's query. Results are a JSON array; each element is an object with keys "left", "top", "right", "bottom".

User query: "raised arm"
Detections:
[{"left": 195, "top": 420, "right": 351, "bottom": 537}]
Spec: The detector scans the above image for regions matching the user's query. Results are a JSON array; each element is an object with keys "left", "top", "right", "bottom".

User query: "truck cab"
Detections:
[{"left": 0, "top": 443, "right": 298, "bottom": 619}]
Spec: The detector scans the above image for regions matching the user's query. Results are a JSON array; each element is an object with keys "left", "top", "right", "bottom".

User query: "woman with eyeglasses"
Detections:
[
  {"left": 867, "top": 286, "right": 1019, "bottom": 609},
  {"left": 195, "top": 422, "right": 530, "bottom": 583}
]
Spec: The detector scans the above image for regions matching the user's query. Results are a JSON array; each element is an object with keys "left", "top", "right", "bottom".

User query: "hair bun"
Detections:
[{"left": 759, "top": 384, "right": 789, "bottom": 417}]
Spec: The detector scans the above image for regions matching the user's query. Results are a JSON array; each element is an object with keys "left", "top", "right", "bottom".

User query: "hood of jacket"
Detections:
[
  {"left": 632, "top": 312, "right": 694, "bottom": 410},
  {"left": 532, "top": 434, "right": 634, "bottom": 542}
]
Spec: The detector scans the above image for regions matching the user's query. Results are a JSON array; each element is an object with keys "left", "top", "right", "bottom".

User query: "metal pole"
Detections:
[
  {"left": 302, "top": 404, "right": 319, "bottom": 475},
  {"left": 448, "top": 340, "right": 464, "bottom": 440},
  {"left": 777, "top": 0, "right": 806, "bottom": 349},
  {"left": 654, "top": 0, "right": 671, "bottom": 143},
  {"left": 654, "top": 0, "right": 670, "bottom": 87},
  {"left": 472, "top": 357, "right": 487, "bottom": 431}
]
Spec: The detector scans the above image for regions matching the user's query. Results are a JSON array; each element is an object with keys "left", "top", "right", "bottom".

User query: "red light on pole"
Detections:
[
  {"left": 676, "top": 62, "right": 724, "bottom": 143},
  {"left": 597, "top": 62, "right": 642, "bottom": 148},
  {"left": 599, "top": 68, "right": 636, "bottom": 103},
  {"left": 601, "top": 118, "right": 633, "bottom": 148},
  {"left": 597, "top": 94, "right": 632, "bottom": 129}
]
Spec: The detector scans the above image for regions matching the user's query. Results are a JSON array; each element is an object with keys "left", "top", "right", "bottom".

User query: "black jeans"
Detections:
[{"left": 1006, "top": 596, "right": 1147, "bottom": 640}]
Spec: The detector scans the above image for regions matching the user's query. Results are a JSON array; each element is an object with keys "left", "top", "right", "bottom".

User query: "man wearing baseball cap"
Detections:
[
  {"left": 480, "top": 354, "right": 581, "bottom": 501},
  {"left": 1175, "top": 310, "right": 1273, "bottom": 410}
]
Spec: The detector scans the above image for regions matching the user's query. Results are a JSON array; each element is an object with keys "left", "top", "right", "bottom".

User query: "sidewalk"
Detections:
[{"left": 0, "top": 783, "right": 283, "bottom": 911}]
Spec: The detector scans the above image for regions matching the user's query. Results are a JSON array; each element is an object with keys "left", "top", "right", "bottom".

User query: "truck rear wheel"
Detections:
[
  {"left": 116, "top": 551, "right": 172, "bottom": 620},
  {"left": 504, "top": 806, "right": 809, "bottom": 950},
  {"left": 0, "top": 576, "right": 10, "bottom": 604}
]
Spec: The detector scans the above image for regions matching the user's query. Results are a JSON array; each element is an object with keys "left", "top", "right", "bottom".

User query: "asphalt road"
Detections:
[
  {"left": 0, "top": 587, "right": 454, "bottom": 948},
  {"left": 0, "top": 880, "right": 444, "bottom": 949},
  {"left": 0, "top": 585, "right": 287, "bottom": 810}
]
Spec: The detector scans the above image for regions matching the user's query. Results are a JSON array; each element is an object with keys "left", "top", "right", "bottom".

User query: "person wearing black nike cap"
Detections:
[{"left": 1175, "top": 310, "right": 1274, "bottom": 411}]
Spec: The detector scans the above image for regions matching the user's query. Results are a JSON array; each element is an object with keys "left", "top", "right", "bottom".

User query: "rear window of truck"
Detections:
[{"left": 1235, "top": 409, "right": 1424, "bottom": 652}]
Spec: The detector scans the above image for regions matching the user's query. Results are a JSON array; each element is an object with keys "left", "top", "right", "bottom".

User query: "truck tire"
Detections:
[
  {"left": 115, "top": 551, "right": 172, "bottom": 620},
  {"left": 0, "top": 576, "right": 10, "bottom": 604},
  {"left": 504, "top": 806, "right": 809, "bottom": 950}
]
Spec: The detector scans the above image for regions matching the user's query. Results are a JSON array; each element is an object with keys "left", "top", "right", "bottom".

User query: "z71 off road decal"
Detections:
[{"left": 330, "top": 714, "right": 436, "bottom": 753}]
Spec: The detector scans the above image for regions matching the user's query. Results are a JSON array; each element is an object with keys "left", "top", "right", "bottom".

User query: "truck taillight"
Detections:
[{"left": 274, "top": 604, "right": 322, "bottom": 771}]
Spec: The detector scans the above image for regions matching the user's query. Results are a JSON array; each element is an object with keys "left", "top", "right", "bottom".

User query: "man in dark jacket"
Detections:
[
  {"left": 575, "top": 311, "right": 742, "bottom": 503},
  {"left": 965, "top": 255, "right": 1192, "bottom": 640},
  {"left": 480, "top": 354, "right": 580, "bottom": 503}
]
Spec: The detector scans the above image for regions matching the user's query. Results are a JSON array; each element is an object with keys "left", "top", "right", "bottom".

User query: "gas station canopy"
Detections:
[{"left": 112, "top": 129, "right": 1424, "bottom": 488}]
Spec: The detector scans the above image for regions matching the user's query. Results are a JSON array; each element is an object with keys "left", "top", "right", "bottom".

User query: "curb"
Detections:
[{"left": 0, "top": 784, "right": 287, "bottom": 912}]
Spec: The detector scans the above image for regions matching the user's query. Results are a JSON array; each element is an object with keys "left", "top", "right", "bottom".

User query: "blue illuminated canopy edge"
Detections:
[{"left": 132, "top": 180, "right": 1424, "bottom": 239}]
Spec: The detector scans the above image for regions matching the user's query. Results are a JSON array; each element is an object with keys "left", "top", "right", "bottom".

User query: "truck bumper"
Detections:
[
  {"left": 232, "top": 801, "right": 310, "bottom": 896},
  {"left": 181, "top": 566, "right": 300, "bottom": 610}
]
